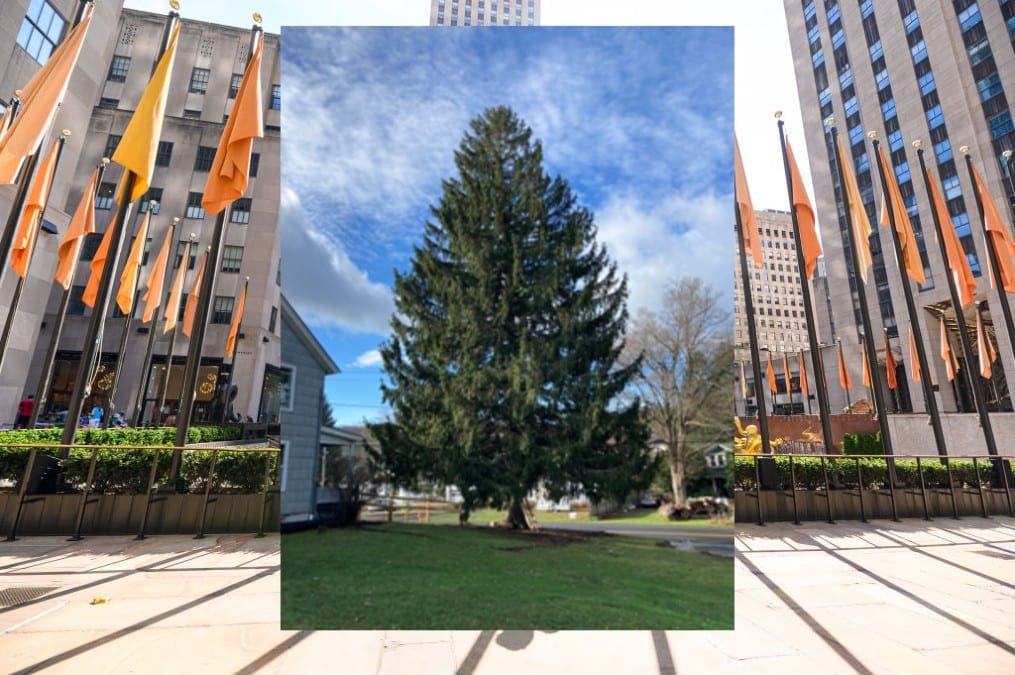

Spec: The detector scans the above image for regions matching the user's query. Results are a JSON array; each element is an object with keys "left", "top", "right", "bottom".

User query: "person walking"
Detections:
[{"left": 15, "top": 395, "right": 34, "bottom": 429}]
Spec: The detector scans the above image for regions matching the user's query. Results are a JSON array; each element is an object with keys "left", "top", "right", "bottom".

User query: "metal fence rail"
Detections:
[
  {"left": 2, "top": 442, "right": 280, "bottom": 540},
  {"left": 734, "top": 452, "right": 1014, "bottom": 525}
]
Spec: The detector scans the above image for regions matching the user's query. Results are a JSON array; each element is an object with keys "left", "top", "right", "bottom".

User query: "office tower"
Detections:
[
  {"left": 430, "top": 0, "right": 540, "bottom": 26},
  {"left": 0, "top": 1, "right": 284, "bottom": 424},
  {"left": 784, "top": 0, "right": 1015, "bottom": 418}
]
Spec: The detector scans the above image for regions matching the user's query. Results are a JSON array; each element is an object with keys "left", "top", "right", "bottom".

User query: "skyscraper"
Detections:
[
  {"left": 430, "top": 0, "right": 540, "bottom": 26},
  {"left": 784, "top": 0, "right": 1015, "bottom": 420}
]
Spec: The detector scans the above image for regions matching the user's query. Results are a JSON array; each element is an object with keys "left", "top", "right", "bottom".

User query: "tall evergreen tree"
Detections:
[{"left": 371, "top": 107, "right": 653, "bottom": 528}]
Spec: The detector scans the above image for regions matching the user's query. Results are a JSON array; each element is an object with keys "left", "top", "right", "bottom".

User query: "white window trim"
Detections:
[{"left": 280, "top": 363, "right": 296, "bottom": 412}]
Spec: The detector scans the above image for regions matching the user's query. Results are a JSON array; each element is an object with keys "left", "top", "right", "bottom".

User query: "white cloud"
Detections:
[
  {"left": 280, "top": 188, "right": 395, "bottom": 334},
  {"left": 353, "top": 349, "right": 383, "bottom": 368}
]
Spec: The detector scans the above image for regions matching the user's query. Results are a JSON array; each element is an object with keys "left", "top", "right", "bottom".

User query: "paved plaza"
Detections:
[{"left": 0, "top": 518, "right": 1013, "bottom": 673}]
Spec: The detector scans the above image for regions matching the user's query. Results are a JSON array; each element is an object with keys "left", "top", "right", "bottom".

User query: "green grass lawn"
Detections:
[
  {"left": 281, "top": 523, "right": 733, "bottom": 630},
  {"left": 425, "top": 507, "right": 732, "bottom": 528}
]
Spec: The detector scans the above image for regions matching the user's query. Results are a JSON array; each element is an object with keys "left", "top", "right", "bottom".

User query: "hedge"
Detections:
[
  {"left": 734, "top": 455, "right": 1005, "bottom": 491},
  {"left": 0, "top": 425, "right": 277, "bottom": 493},
  {"left": 842, "top": 432, "right": 883, "bottom": 455}
]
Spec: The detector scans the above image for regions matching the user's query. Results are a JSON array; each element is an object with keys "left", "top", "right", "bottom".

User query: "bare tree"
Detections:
[{"left": 623, "top": 278, "right": 733, "bottom": 505}]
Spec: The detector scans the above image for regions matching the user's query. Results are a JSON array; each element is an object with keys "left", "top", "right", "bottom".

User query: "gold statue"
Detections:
[{"left": 734, "top": 417, "right": 784, "bottom": 455}]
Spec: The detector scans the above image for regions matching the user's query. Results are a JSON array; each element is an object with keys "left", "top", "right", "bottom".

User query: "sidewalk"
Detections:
[{"left": 1, "top": 518, "right": 1012, "bottom": 673}]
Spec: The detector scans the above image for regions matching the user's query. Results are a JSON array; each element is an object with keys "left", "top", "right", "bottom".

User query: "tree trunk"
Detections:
[
  {"left": 669, "top": 445, "right": 687, "bottom": 506},
  {"left": 506, "top": 498, "right": 533, "bottom": 529}
]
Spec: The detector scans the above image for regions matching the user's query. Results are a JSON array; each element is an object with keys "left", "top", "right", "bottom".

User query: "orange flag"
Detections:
[
  {"left": 970, "top": 161, "right": 1015, "bottom": 293},
  {"left": 225, "top": 282, "right": 247, "bottom": 359},
  {"left": 141, "top": 223, "right": 174, "bottom": 323},
  {"left": 782, "top": 353, "right": 792, "bottom": 395},
  {"left": 82, "top": 212, "right": 117, "bottom": 308},
  {"left": 838, "top": 342, "right": 853, "bottom": 391},
  {"left": 836, "top": 139, "right": 873, "bottom": 283},
  {"left": 940, "top": 315, "right": 957, "bottom": 382},
  {"left": 785, "top": 138, "right": 822, "bottom": 279},
  {"left": 734, "top": 135, "right": 763, "bottom": 268},
  {"left": 976, "top": 304, "right": 991, "bottom": 379},
  {"left": 798, "top": 351, "right": 809, "bottom": 398},
  {"left": 115, "top": 210, "right": 152, "bottom": 315},
  {"left": 54, "top": 166, "right": 99, "bottom": 289},
  {"left": 113, "top": 21, "right": 181, "bottom": 204},
  {"left": 181, "top": 252, "right": 207, "bottom": 338},
  {"left": 884, "top": 333, "right": 898, "bottom": 390},
  {"left": 861, "top": 341, "right": 872, "bottom": 389},
  {"left": 202, "top": 32, "right": 264, "bottom": 215},
  {"left": 739, "top": 361, "right": 748, "bottom": 399},
  {"left": 875, "top": 144, "right": 925, "bottom": 285},
  {"left": 909, "top": 329, "right": 921, "bottom": 383},
  {"left": 163, "top": 240, "right": 191, "bottom": 334},
  {"left": 0, "top": 6, "right": 94, "bottom": 183},
  {"left": 767, "top": 352, "right": 777, "bottom": 393},
  {"left": 926, "top": 164, "right": 976, "bottom": 307},
  {"left": 10, "top": 138, "right": 60, "bottom": 277}
]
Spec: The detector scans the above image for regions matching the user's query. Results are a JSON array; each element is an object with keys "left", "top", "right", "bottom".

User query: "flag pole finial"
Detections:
[
  {"left": 60, "top": 129, "right": 71, "bottom": 138},
  {"left": 1003, "top": 150, "right": 1013, "bottom": 159},
  {"left": 170, "top": 0, "right": 180, "bottom": 10},
  {"left": 253, "top": 12, "right": 263, "bottom": 24},
  {"left": 867, "top": 130, "right": 877, "bottom": 140},
  {"left": 960, "top": 145, "right": 970, "bottom": 155},
  {"left": 173, "top": 216, "right": 180, "bottom": 224},
  {"left": 913, "top": 139, "right": 922, "bottom": 149},
  {"left": 149, "top": 200, "right": 157, "bottom": 209},
  {"left": 189, "top": 231, "right": 196, "bottom": 240},
  {"left": 774, "top": 110, "right": 783, "bottom": 119},
  {"left": 825, "top": 117, "right": 836, "bottom": 127}
]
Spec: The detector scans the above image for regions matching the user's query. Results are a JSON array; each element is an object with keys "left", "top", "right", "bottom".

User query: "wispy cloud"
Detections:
[{"left": 353, "top": 349, "right": 383, "bottom": 368}]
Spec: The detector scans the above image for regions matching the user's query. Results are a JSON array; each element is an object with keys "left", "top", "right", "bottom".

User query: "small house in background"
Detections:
[
  {"left": 279, "top": 296, "right": 339, "bottom": 529},
  {"left": 703, "top": 443, "right": 732, "bottom": 498}
]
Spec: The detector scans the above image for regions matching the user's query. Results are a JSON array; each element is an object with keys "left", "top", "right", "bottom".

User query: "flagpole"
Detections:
[
  {"left": 839, "top": 338, "right": 853, "bottom": 412},
  {"left": 156, "top": 234, "right": 194, "bottom": 425},
  {"left": 101, "top": 207, "right": 155, "bottom": 428},
  {"left": 870, "top": 135, "right": 947, "bottom": 457},
  {"left": 27, "top": 159, "right": 108, "bottom": 429},
  {"left": 0, "top": 131, "right": 69, "bottom": 379},
  {"left": 776, "top": 114, "right": 834, "bottom": 452},
  {"left": 131, "top": 218, "right": 178, "bottom": 427},
  {"left": 172, "top": 20, "right": 264, "bottom": 473},
  {"left": 1002, "top": 150, "right": 1015, "bottom": 223},
  {"left": 734, "top": 198, "right": 773, "bottom": 452},
  {"left": 913, "top": 147, "right": 998, "bottom": 456},
  {"left": 963, "top": 149, "right": 1015, "bottom": 378},
  {"left": 800, "top": 350, "right": 812, "bottom": 414},
  {"left": 219, "top": 276, "right": 249, "bottom": 423}
]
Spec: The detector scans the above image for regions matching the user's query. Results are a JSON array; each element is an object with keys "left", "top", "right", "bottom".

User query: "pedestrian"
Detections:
[
  {"left": 15, "top": 395, "right": 34, "bottom": 429},
  {"left": 89, "top": 404, "right": 103, "bottom": 429}
]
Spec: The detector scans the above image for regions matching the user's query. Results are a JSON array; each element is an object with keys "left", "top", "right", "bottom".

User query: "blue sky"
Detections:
[{"left": 280, "top": 26, "right": 733, "bottom": 426}]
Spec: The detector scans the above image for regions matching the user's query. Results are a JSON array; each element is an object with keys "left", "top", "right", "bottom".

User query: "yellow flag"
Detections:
[
  {"left": 163, "top": 240, "right": 191, "bottom": 334},
  {"left": 142, "top": 224, "right": 174, "bottom": 323},
  {"left": 785, "top": 139, "right": 822, "bottom": 279},
  {"left": 940, "top": 315, "right": 956, "bottom": 382},
  {"left": 875, "top": 145, "right": 925, "bottom": 285},
  {"left": 203, "top": 32, "right": 264, "bottom": 215},
  {"left": 734, "top": 135, "right": 763, "bottom": 268},
  {"left": 782, "top": 353, "right": 792, "bottom": 395},
  {"left": 0, "top": 6, "right": 94, "bottom": 183},
  {"left": 55, "top": 166, "right": 99, "bottom": 289},
  {"left": 115, "top": 210, "right": 152, "bottom": 315},
  {"left": 82, "top": 212, "right": 117, "bottom": 308},
  {"left": 925, "top": 164, "right": 976, "bottom": 307},
  {"left": 182, "top": 252, "right": 207, "bottom": 338},
  {"left": 836, "top": 140, "right": 873, "bottom": 283},
  {"left": 10, "top": 138, "right": 60, "bottom": 277},
  {"left": 112, "top": 21, "right": 181, "bottom": 203},
  {"left": 226, "top": 283, "right": 247, "bottom": 359}
]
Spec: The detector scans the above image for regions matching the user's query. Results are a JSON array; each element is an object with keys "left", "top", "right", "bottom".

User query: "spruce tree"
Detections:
[{"left": 372, "top": 107, "right": 653, "bottom": 527}]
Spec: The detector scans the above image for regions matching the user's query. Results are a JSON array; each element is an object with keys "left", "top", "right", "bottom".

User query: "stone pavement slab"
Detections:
[{"left": 1, "top": 518, "right": 1013, "bottom": 673}]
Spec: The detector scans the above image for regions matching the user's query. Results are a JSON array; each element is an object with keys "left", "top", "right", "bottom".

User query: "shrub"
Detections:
[
  {"left": 842, "top": 432, "right": 883, "bottom": 455},
  {"left": 733, "top": 455, "right": 1000, "bottom": 490}
]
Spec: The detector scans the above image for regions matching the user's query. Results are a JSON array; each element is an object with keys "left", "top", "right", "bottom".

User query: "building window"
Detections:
[
  {"left": 98, "top": 97, "right": 119, "bottom": 109},
  {"left": 107, "top": 55, "right": 130, "bottom": 82},
  {"left": 182, "top": 109, "right": 201, "bottom": 120},
  {"left": 79, "top": 233, "right": 103, "bottom": 261},
  {"left": 230, "top": 198, "right": 251, "bottom": 224},
  {"left": 95, "top": 182, "right": 116, "bottom": 210},
  {"left": 189, "top": 67, "right": 210, "bottom": 94},
  {"left": 269, "top": 306, "right": 278, "bottom": 333},
  {"left": 212, "top": 296, "right": 235, "bottom": 324},
  {"left": 67, "top": 285, "right": 87, "bottom": 315},
  {"left": 139, "top": 187, "right": 163, "bottom": 213},
  {"left": 185, "top": 192, "right": 205, "bottom": 219},
  {"left": 16, "top": 0, "right": 65, "bottom": 65},
  {"left": 221, "top": 245, "right": 243, "bottom": 273},
  {"left": 280, "top": 367, "right": 294, "bottom": 411},
  {"left": 103, "top": 135, "right": 121, "bottom": 160},
  {"left": 155, "top": 141, "right": 173, "bottom": 167},
  {"left": 175, "top": 241, "right": 197, "bottom": 270},
  {"left": 229, "top": 72, "right": 243, "bottom": 98},
  {"left": 249, "top": 152, "right": 260, "bottom": 177},
  {"left": 194, "top": 146, "right": 216, "bottom": 171},
  {"left": 141, "top": 238, "right": 153, "bottom": 266},
  {"left": 271, "top": 84, "right": 281, "bottom": 110},
  {"left": 989, "top": 112, "right": 1014, "bottom": 139}
]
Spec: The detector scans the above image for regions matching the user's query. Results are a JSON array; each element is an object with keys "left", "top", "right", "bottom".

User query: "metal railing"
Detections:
[
  {"left": 3, "top": 442, "right": 279, "bottom": 541},
  {"left": 735, "top": 452, "right": 1014, "bottom": 525}
]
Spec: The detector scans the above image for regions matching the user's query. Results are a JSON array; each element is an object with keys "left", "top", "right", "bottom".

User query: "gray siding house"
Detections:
[{"left": 279, "top": 296, "right": 339, "bottom": 526}]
